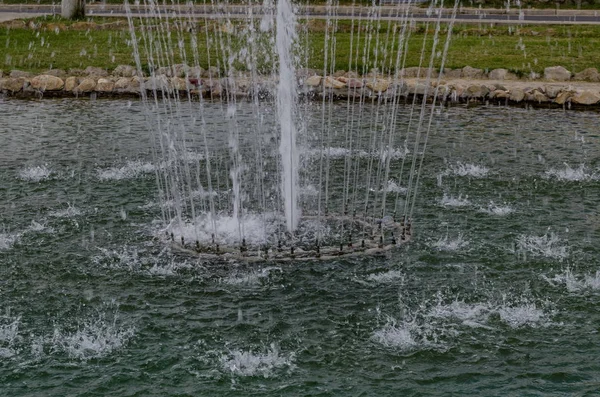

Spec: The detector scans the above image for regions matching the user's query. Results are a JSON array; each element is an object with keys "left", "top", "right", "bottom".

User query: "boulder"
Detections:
[
  {"left": 401, "top": 67, "right": 438, "bottom": 79},
  {"left": 323, "top": 76, "right": 346, "bottom": 89},
  {"left": 114, "top": 77, "right": 131, "bottom": 90},
  {"left": 466, "top": 84, "right": 490, "bottom": 98},
  {"left": 75, "top": 78, "right": 97, "bottom": 93},
  {"left": 304, "top": 75, "right": 322, "bottom": 87},
  {"left": 488, "top": 68, "right": 518, "bottom": 80},
  {"left": 544, "top": 66, "right": 571, "bottom": 81},
  {"left": 68, "top": 68, "right": 85, "bottom": 76},
  {"left": 573, "top": 68, "right": 600, "bottom": 82},
  {"left": 188, "top": 66, "right": 203, "bottom": 79},
  {"left": 42, "top": 69, "right": 67, "bottom": 78},
  {"left": 113, "top": 65, "right": 137, "bottom": 77},
  {"left": 444, "top": 69, "right": 462, "bottom": 79},
  {"left": 0, "top": 77, "right": 25, "bottom": 92},
  {"left": 544, "top": 85, "right": 565, "bottom": 99},
  {"left": 64, "top": 76, "right": 79, "bottom": 91},
  {"left": 0, "top": 70, "right": 3, "bottom": 78},
  {"left": 84, "top": 66, "right": 109, "bottom": 77},
  {"left": 345, "top": 78, "right": 363, "bottom": 89},
  {"left": 509, "top": 88, "right": 525, "bottom": 102},
  {"left": 529, "top": 90, "right": 549, "bottom": 103},
  {"left": 332, "top": 70, "right": 346, "bottom": 77},
  {"left": 571, "top": 90, "right": 600, "bottom": 105},
  {"left": 366, "top": 79, "right": 390, "bottom": 93},
  {"left": 96, "top": 78, "right": 115, "bottom": 92},
  {"left": 30, "top": 75, "right": 64, "bottom": 91},
  {"left": 170, "top": 77, "right": 188, "bottom": 91},
  {"left": 408, "top": 81, "right": 430, "bottom": 96},
  {"left": 296, "top": 68, "right": 320, "bottom": 79},
  {"left": 146, "top": 75, "right": 170, "bottom": 91},
  {"left": 554, "top": 90, "right": 573, "bottom": 105},
  {"left": 343, "top": 71, "right": 360, "bottom": 78},
  {"left": 462, "top": 66, "right": 485, "bottom": 79},
  {"left": 490, "top": 89, "right": 510, "bottom": 99},
  {"left": 118, "top": 76, "right": 143, "bottom": 94},
  {"left": 10, "top": 70, "right": 33, "bottom": 78}
]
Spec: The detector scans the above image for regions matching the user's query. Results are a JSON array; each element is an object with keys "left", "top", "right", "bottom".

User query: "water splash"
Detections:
[
  {"left": 543, "top": 267, "right": 600, "bottom": 292},
  {"left": 431, "top": 234, "right": 470, "bottom": 251},
  {"left": 516, "top": 232, "right": 568, "bottom": 260},
  {"left": 480, "top": 201, "right": 514, "bottom": 216},
  {"left": 545, "top": 163, "right": 596, "bottom": 182},
  {"left": 440, "top": 193, "right": 471, "bottom": 208},
  {"left": 367, "top": 269, "right": 405, "bottom": 283},
  {"left": 18, "top": 164, "right": 52, "bottom": 182},
  {"left": 0, "top": 232, "right": 19, "bottom": 251},
  {"left": 0, "top": 312, "right": 21, "bottom": 358},
  {"left": 447, "top": 162, "right": 490, "bottom": 178},
  {"left": 49, "top": 203, "right": 82, "bottom": 218},
  {"left": 97, "top": 160, "right": 156, "bottom": 181},
  {"left": 51, "top": 304, "right": 135, "bottom": 360},
  {"left": 221, "top": 343, "right": 295, "bottom": 377}
]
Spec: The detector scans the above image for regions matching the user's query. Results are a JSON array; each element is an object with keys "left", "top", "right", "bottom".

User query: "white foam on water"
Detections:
[
  {"left": 372, "top": 322, "right": 419, "bottom": 351},
  {"left": 480, "top": 201, "right": 514, "bottom": 216},
  {"left": 448, "top": 162, "right": 490, "bottom": 178},
  {"left": 427, "top": 300, "right": 491, "bottom": 328},
  {"left": 220, "top": 267, "right": 281, "bottom": 286},
  {"left": 97, "top": 160, "right": 156, "bottom": 181},
  {"left": 543, "top": 267, "right": 600, "bottom": 293},
  {"left": 440, "top": 193, "right": 471, "bottom": 208},
  {"left": 52, "top": 306, "right": 135, "bottom": 360},
  {"left": 430, "top": 234, "right": 470, "bottom": 251},
  {"left": 18, "top": 164, "right": 52, "bottom": 182},
  {"left": 26, "top": 220, "right": 55, "bottom": 233},
  {"left": 94, "top": 246, "right": 190, "bottom": 276},
  {"left": 545, "top": 163, "right": 596, "bottom": 182},
  {"left": 0, "top": 313, "right": 21, "bottom": 358},
  {"left": 168, "top": 213, "right": 282, "bottom": 247},
  {"left": 221, "top": 343, "right": 295, "bottom": 377},
  {"left": 367, "top": 269, "right": 405, "bottom": 283},
  {"left": 497, "top": 302, "right": 546, "bottom": 328},
  {"left": 516, "top": 232, "right": 568, "bottom": 260},
  {"left": 298, "top": 184, "right": 319, "bottom": 196},
  {"left": 48, "top": 203, "right": 82, "bottom": 218},
  {"left": 383, "top": 180, "right": 406, "bottom": 194},
  {"left": 0, "top": 232, "right": 19, "bottom": 251}
]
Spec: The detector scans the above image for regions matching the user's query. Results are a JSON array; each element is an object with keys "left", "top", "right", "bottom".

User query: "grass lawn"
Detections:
[{"left": 2, "top": 15, "right": 600, "bottom": 76}]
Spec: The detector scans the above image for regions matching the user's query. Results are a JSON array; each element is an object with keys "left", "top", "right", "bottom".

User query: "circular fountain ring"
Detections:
[{"left": 167, "top": 214, "right": 412, "bottom": 262}]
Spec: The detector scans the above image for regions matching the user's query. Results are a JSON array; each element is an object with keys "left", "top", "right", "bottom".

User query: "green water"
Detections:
[{"left": 1, "top": 99, "right": 600, "bottom": 396}]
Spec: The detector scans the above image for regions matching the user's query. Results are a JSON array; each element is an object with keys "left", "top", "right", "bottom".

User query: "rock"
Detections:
[
  {"left": 304, "top": 75, "right": 322, "bottom": 87},
  {"left": 323, "top": 76, "right": 346, "bottom": 89},
  {"left": 30, "top": 75, "right": 64, "bottom": 91},
  {"left": 509, "top": 88, "right": 525, "bottom": 102},
  {"left": 113, "top": 65, "right": 137, "bottom": 77},
  {"left": 75, "top": 78, "right": 97, "bottom": 93},
  {"left": 544, "top": 66, "right": 571, "bottom": 81},
  {"left": 296, "top": 68, "right": 320, "bottom": 79},
  {"left": 0, "top": 77, "right": 25, "bottom": 92},
  {"left": 574, "top": 68, "right": 600, "bottom": 82},
  {"left": 114, "top": 77, "right": 131, "bottom": 90},
  {"left": 208, "top": 80, "right": 222, "bottom": 96},
  {"left": 527, "top": 90, "right": 549, "bottom": 103},
  {"left": 466, "top": 84, "right": 490, "bottom": 98},
  {"left": 332, "top": 70, "right": 346, "bottom": 77},
  {"left": 488, "top": 68, "right": 518, "bottom": 80},
  {"left": 172, "top": 64, "right": 190, "bottom": 78},
  {"left": 401, "top": 67, "right": 436, "bottom": 78},
  {"left": 366, "top": 79, "right": 390, "bottom": 93},
  {"left": 462, "top": 66, "right": 485, "bottom": 79},
  {"left": 492, "top": 83, "right": 507, "bottom": 91},
  {"left": 571, "top": 90, "right": 600, "bottom": 105},
  {"left": 42, "top": 69, "right": 67, "bottom": 78},
  {"left": 408, "top": 81, "right": 430, "bottom": 95},
  {"left": 68, "top": 68, "right": 85, "bottom": 76},
  {"left": 444, "top": 69, "right": 462, "bottom": 79},
  {"left": 96, "top": 78, "right": 115, "bottom": 92},
  {"left": 204, "top": 66, "right": 220, "bottom": 78},
  {"left": 170, "top": 77, "right": 188, "bottom": 91},
  {"left": 0, "top": 70, "right": 3, "bottom": 78},
  {"left": 146, "top": 75, "right": 170, "bottom": 91},
  {"left": 84, "top": 66, "right": 109, "bottom": 77},
  {"left": 188, "top": 66, "right": 203, "bottom": 79},
  {"left": 544, "top": 85, "right": 564, "bottom": 99},
  {"left": 345, "top": 78, "right": 363, "bottom": 89},
  {"left": 64, "top": 76, "right": 79, "bottom": 91},
  {"left": 10, "top": 70, "right": 33, "bottom": 78},
  {"left": 490, "top": 89, "right": 510, "bottom": 99},
  {"left": 554, "top": 91, "right": 573, "bottom": 105},
  {"left": 344, "top": 71, "right": 360, "bottom": 78}
]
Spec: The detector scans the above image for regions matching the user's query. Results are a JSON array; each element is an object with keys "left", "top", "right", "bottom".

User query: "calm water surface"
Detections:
[{"left": 1, "top": 98, "right": 600, "bottom": 396}]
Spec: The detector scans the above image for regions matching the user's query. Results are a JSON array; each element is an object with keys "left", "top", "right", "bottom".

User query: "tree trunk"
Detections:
[{"left": 61, "top": 0, "right": 85, "bottom": 19}]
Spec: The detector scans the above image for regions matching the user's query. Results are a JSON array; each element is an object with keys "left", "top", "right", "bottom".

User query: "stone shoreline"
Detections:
[{"left": 3, "top": 64, "right": 600, "bottom": 108}]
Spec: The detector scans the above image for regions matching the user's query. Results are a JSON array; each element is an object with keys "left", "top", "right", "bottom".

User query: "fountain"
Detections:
[{"left": 121, "top": 0, "right": 458, "bottom": 261}]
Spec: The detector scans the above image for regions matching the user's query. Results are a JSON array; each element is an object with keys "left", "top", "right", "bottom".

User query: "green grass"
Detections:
[{"left": 2, "top": 15, "right": 600, "bottom": 76}]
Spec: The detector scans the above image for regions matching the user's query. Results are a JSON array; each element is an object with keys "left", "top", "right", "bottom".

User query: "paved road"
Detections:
[{"left": 1, "top": 4, "right": 600, "bottom": 24}]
